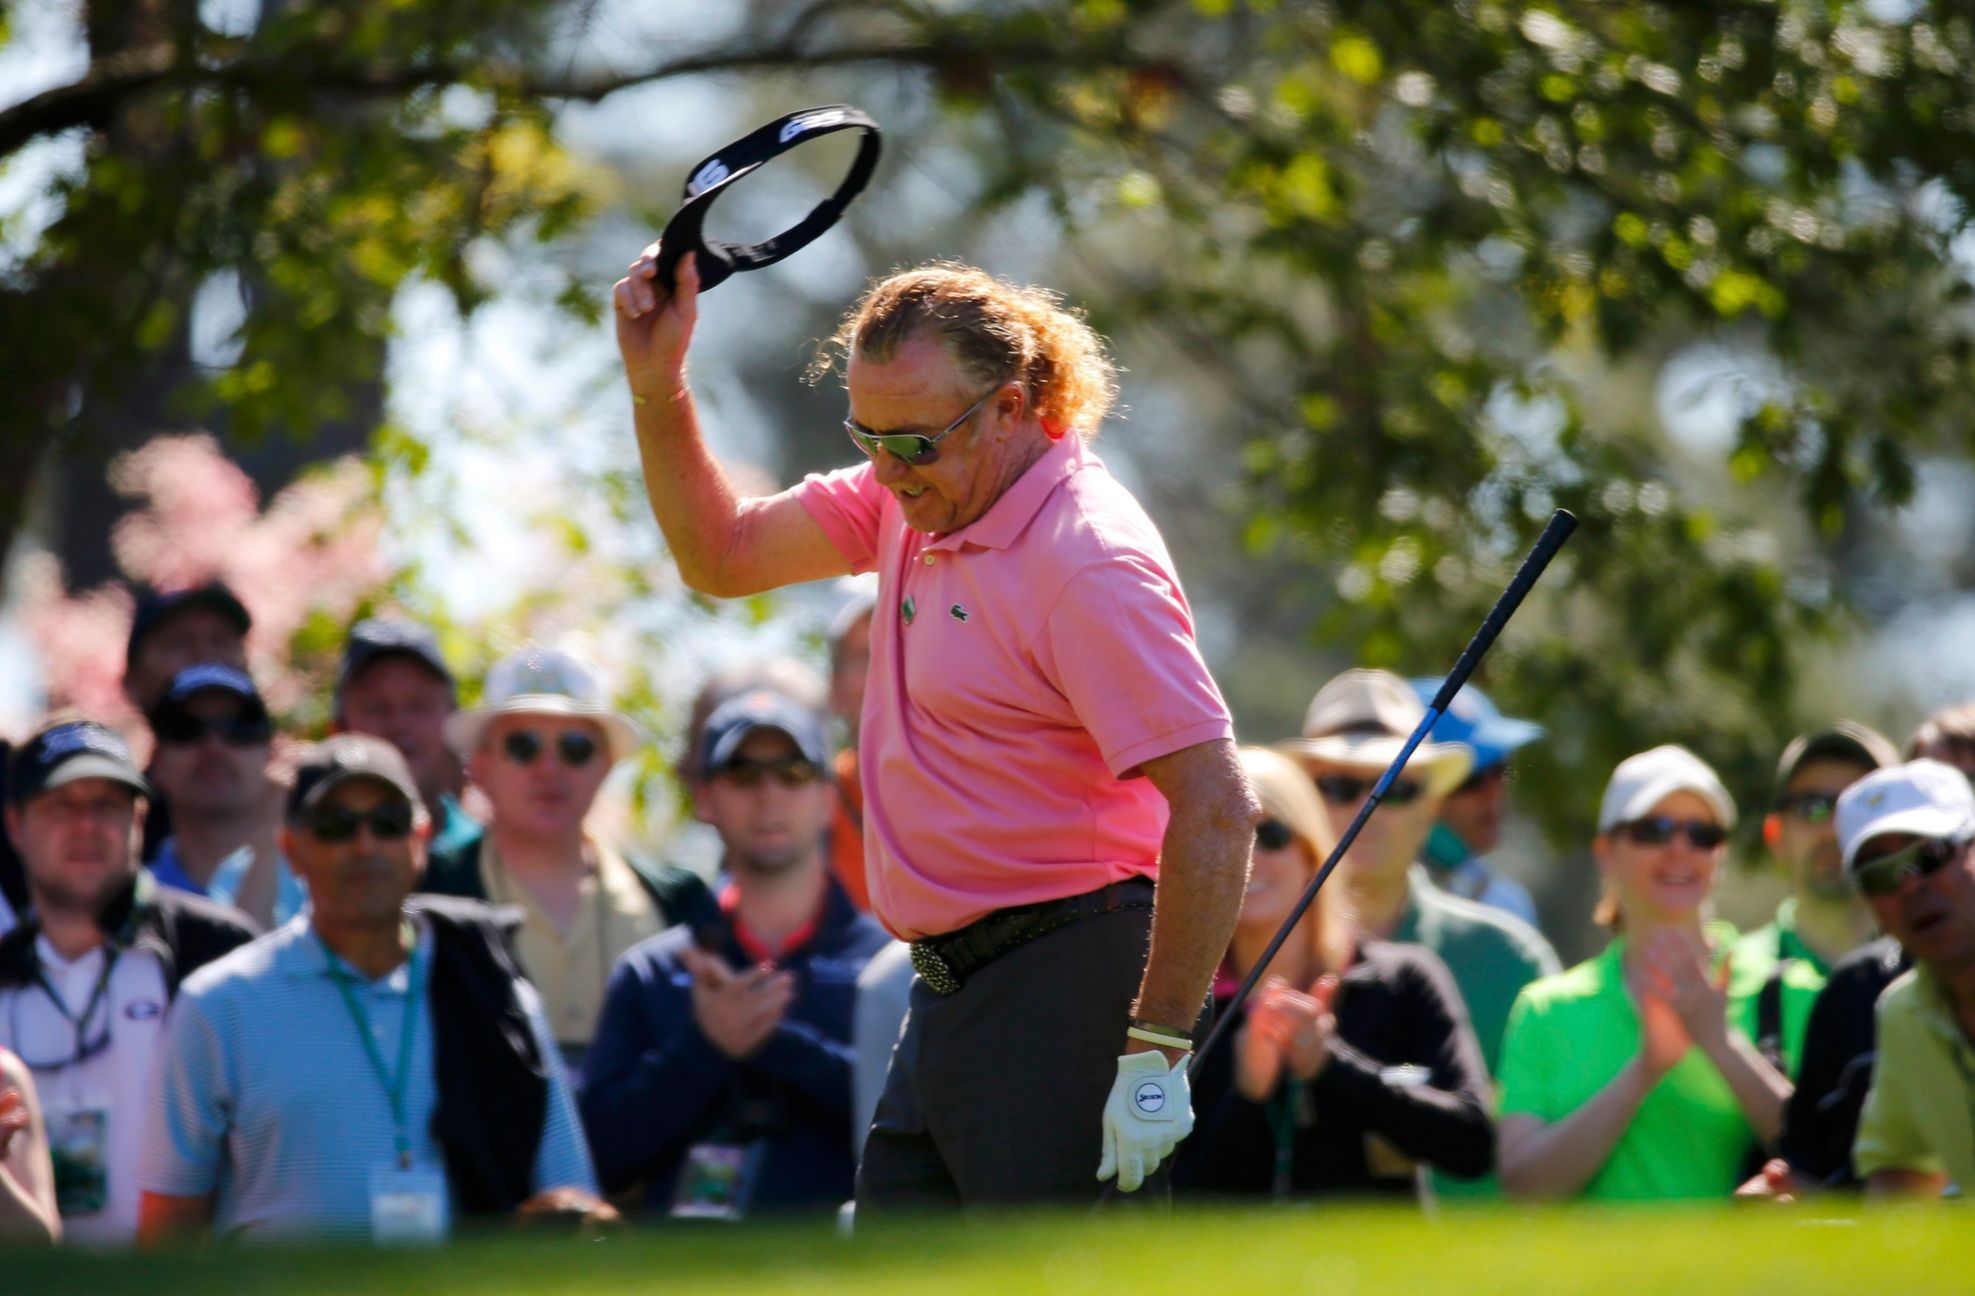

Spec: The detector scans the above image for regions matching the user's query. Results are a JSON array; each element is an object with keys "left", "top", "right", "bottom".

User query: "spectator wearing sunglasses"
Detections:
[
  {"left": 583, "top": 689, "right": 891, "bottom": 1219},
  {"left": 1497, "top": 745, "right": 1794, "bottom": 1201},
  {"left": 1732, "top": 724, "right": 1899, "bottom": 1078},
  {"left": 420, "top": 648, "right": 709, "bottom": 1077},
  {"left": 0, "top": 719, "right": 256, "bottom": 1243},
  {"left": 1834, "top": 760, "right": 1975, "bottom": 1200},
  {"left": 1410, "top": 680, "right": 1543, "bottom": 930},
  {"left": 144, "top": 664, "right": 303, "bottom": 929},
  {"left": 122, "top": 585, "right": 256, "bottom": 875},
  {"left": 138, "top": 734, "right": 606, "bottom": 1243},
  {"left": 1176, "top": 747, "right": 1492, "bottom": 1203},
  {"left": 1277, "top": 670, "right": 1558, "bottom": 1083}
]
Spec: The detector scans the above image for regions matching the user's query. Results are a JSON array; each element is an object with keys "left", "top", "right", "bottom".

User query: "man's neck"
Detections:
[
  {"left": 1346, "top": 865, "right": 1414, "bottom": 940},
  {"left": 171, "top": 812, "right": 260, "bottom": 886},
  {"left": 489, "top": 823, "right": 587, "bottom": 878},
  {"left": 33, "top": 902, "right": 106, "bottom": 962},
  {"left": 1790, "top": 889, "right": 1875, "bottom": 968},
  {"left": 730, "top": 858, "right": 828, "bottom": 954},
  {"left": 315, "top": 915, "right": 412, "bottom": 981}
]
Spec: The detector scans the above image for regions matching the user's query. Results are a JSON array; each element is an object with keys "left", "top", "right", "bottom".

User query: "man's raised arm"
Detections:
[{"left": 614, "top": 245, "right": 850, "bottom": 597}]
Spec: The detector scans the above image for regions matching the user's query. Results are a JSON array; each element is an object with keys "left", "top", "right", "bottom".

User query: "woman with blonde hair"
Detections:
[
  {"left": 1175, "top": 746, "right": 1494, "bottom": 1201},
  {"left": 1496, "top": 745, "right": 1793, "bottom": 1200}
]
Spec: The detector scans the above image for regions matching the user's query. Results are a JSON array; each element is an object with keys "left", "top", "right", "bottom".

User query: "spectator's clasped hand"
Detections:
[{"left": 679, "top": 946, "right": 795, "bottom": 1061}]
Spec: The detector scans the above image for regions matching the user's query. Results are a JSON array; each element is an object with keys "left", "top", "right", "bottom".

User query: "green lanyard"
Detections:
[{"left": 328, "top": 935, "right": 426, "bottom": 1170}]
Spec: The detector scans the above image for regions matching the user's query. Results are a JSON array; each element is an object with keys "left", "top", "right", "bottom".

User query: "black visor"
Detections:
[{"left": 657, "top": 104, "right": 881, "bottom": 293}]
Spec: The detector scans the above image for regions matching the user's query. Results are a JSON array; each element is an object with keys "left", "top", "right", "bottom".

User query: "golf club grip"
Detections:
[{"left": 1425, "top": 509, "right": 1577, "bottom": 716}]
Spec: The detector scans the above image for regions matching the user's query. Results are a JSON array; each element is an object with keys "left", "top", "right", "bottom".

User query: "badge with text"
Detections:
[
  {"left": 369, "top": 1161, "right": 448, "bottom": 1246},
  {"left": 669, "top": 1141, "right": 766, "bottom": 1222},
  {"left": 48, "top": 1107, "right": 109, "bottom": 1216}
]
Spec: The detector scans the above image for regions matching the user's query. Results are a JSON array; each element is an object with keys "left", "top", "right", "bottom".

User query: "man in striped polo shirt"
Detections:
[{"left": 137, "top": 735, "right": 604, "bottom": 1243}]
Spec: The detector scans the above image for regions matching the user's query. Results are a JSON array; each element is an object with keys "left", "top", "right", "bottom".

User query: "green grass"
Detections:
[{"left": 8, "top": 1206, "right": 1972, "bottom": 1295}]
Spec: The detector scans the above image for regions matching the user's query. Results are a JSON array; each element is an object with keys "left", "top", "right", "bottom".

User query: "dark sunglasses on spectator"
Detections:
[
  {"left": 1314, "top": 773, "right": 1422, "bottom": 807},
  {"left": 1774, "top": 791, "right": 1839, "bottom": 825},
  {"left": 717, "top": 755, "right": 823, "bottom": 788},
  {"left": 501, "top": 729, "right": 599, "bottom": 768},
  {"left": 844, "top": 387, "right": 997, "bottom": 466},
  {"left": 153, "top": 712, "right": 273, "bottom": 747},
  {"left": 1852, "top": 836, "right": 1965, "bottom": 898},
  {"left": 304, "top": 799, "right": 416, "bottom": 843},
  {"left": 1615, "top": 816, "right": 1728, "bottom": 850},
  {"left": 1255, "top": 818, "right": 1295, "bottom": 851}
]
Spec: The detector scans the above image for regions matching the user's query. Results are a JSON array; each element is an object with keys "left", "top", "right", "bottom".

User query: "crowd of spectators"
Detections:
[{"left": 3, "top": 578, "right": 1975, "bottom": 1245}]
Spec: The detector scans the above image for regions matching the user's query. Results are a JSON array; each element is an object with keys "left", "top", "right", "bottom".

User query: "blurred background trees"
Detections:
[{"left": 6, "top": 0, "right": 1975, "bottom": 952}]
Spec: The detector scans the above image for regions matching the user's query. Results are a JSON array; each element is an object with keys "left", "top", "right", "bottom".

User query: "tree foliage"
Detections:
[{"left": 8, "top": 0, "right": 1975, "bottom": 854}]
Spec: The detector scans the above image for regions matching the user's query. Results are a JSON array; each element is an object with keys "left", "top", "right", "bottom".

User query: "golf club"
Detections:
[
  {"left": 1189, "top": 507, "right": 1577, "bottom": 1078},
  {"left": 1098, "top": 507, "right": 1576, "bottom": 1203}
]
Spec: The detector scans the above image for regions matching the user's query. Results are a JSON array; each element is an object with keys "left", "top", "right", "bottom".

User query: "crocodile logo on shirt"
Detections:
[
  {"left": 902, "top": 596, "right": 917, "bottom": 625},
  {"left": 949, "top": 604, "right": 969, "bottom": 622}
]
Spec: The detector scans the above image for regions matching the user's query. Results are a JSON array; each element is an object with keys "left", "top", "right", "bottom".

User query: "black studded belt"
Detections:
[{"left": 908, "top": 878, "right": 1156, "bottom": 996}]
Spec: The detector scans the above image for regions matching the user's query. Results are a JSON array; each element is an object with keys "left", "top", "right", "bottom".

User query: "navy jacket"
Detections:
[{"left": 580, "top": 878, "right": 890, "bottom": 1215}]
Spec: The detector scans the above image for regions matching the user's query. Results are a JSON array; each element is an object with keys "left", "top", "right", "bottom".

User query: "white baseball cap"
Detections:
[
  {"left": 1835, "top": 759, "right": 1975, "bottom": 872},
  {"left": 1597, "top": 744, "right": 1736, "bottom": 832}
]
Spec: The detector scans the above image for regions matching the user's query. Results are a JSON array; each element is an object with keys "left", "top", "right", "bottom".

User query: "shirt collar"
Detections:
[
  {"left": 924, "top": 431, "right": 1092, "bottom": 553},
  {"left": 277, "top": 913, "right": 425, "bottom": 992}
]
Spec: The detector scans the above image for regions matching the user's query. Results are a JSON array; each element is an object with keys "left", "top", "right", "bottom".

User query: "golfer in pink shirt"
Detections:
[{"left": 613, "top": 247, "right": 1257, "bottom": 1209}]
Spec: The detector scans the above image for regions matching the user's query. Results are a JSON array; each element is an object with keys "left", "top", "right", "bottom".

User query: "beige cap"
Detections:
[{"left": 1274, "top": 668, "right": 1473, "bottom": 799}]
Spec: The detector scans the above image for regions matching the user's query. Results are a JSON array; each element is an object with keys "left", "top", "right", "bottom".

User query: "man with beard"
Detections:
[
  {"left": 582, "top": 690, "right": 890, "bottom": 1219},
  {"left": 145, "top": 665, "right": 302, "bottom": 928},
  {"left": 1732, "top": 724, "right": 1899, "bottom": 1076},
  {"left": 0, "top": 720, "right": 256, "bottom": 1243}
]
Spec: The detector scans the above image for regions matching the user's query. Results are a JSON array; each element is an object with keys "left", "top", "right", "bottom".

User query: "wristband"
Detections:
[
  {"left": 1126, "top": 1026, "right": 1195, "bottom": 1052},
  {"left": 1130, "top": 1016, "right": 1196, "bottom": 1045}
]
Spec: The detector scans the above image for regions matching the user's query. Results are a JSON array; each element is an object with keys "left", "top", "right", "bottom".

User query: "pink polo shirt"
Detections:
[{"left": 792, "top": 432, "right": 1233, "bottom": 940}]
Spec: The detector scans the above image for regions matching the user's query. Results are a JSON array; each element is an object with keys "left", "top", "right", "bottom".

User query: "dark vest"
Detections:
[
  {"left": 409, "top": 894, "right": 553, "bottom": 1216},
  {"left": 0, "top": 870, "right": 259, "bottom": 997}
]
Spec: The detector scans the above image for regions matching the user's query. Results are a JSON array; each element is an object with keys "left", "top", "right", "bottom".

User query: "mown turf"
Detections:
[{"left": 6, "top": 1205, "right": 1970, "bottom": 1295}]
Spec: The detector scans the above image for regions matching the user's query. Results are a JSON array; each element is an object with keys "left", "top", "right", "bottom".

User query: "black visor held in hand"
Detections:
[{"left": 656, "top": 105, "right": 881, "bottom": 293}]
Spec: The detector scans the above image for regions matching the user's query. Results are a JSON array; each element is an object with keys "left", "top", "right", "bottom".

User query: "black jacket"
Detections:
[
  {"left": 1777, "top": 936, "right": 1910, "bottom": 1189},
  {"left": 0, "top": 870, "right": 259, "bottom": 997},
  {"left": 417, "top": 838, "right": 714, "bottom": 930},
  {"left": 408, "top": 894, "right": 555, "bottom": 1216},
  {"left": 1175, "top": 940, "right": 1495, "bottom": 1201}
]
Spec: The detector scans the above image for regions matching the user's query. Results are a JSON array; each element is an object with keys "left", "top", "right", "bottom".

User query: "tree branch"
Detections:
[{"left": 0, "top": 32, "right": 1182, "bottom": 160}]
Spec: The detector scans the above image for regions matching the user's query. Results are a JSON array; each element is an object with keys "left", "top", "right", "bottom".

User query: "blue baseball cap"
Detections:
[
  {"left": 1412, "top": 678, "right": 1544, "bottom": 773},
  {"left": 700, "top": 689, "right": 830, "bottom": 774}
]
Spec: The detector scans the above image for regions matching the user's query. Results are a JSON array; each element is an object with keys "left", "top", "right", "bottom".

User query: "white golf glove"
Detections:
[{"left": 1097, "top": 1050, "right": 1193, "bottom": 1192}]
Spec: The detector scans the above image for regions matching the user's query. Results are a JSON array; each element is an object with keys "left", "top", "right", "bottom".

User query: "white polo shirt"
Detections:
[{"left": 0, "top": 938, "right": 170, "bottom": 1245}]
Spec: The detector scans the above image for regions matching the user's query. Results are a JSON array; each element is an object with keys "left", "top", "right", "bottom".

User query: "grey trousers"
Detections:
[{"left": 855, "top": 905, "right": 1167, "bottom": 1211}]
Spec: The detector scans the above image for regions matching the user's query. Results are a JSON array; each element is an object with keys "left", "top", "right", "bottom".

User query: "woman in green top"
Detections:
[{"left": 1496, "top": 745, "right": 1794, "bottom": 1201}]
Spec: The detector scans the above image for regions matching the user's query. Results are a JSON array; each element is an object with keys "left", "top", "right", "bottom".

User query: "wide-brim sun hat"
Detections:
[
  {"left": 1274, "top": 668, "right": 1474, "bottom": 799},
  {"left": 444, "top": 647, "right": 646, "bottom": 763}
]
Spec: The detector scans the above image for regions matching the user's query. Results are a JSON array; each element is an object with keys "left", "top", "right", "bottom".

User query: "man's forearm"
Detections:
[
  {"left": 631, "top": 384, "right": 751, "bottom": 597},
  {"left": 1132, "top": 742, "right": 1257, "bottom": 1049}
]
